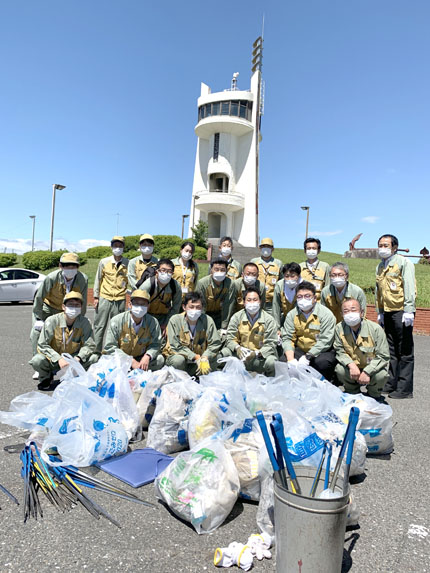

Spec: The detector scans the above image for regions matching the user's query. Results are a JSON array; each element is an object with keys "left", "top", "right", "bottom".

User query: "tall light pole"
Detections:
[
  {"left": 50, "top": 184, "right": 66, "bottom": 251},
  {"left": 181, "top": 214, "right": 189, "bottom": 239},
  {"left": 29, "top": 216, "right": 36, "bottom": 251},
  {"left": 301, "top": 206, "right": 310, "bottom": 239},
  {"left": 115, "top": 213, "right": 120, "bottom": 235}
]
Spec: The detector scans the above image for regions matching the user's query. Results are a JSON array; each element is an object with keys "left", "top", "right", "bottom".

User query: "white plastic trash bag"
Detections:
[
  {"left": 146, "top": 379, "right": 201, "bottom": 454},
  {"left": 155, "top": 437, "right": 240, "bottom": 534},
  {"left": 187, "top": 387, "right": 251, "bottom": 449},
  {"left": 41, "top": 382, "right": 128, "bottom": 467},
  {"left": 0, "top": 392, "right": 59, "bottom": 431}
]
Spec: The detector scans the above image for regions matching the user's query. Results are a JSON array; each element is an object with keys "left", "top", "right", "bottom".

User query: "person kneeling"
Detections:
[
  {"left": 281, "top": 281, "right": 337, "bottom": 381},
  {"left": 334, "top": 298, "right": 389, "bottom": 401},
  {"left": 103, "top": 289, "right": 164, "bottom": 371},
  {"left": 29, "top": 292, "right": 98, "bottom": 391},
  {"left": 163, "top": 292, "right": 221, "bottom": 376},
  {"left": 221, "top": 287, "right": 278, "bottom": 377}
]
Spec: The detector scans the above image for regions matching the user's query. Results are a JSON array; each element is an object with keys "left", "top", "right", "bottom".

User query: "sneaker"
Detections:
[
  {"left": 381, "top": 385, "right": 395, "bottom": 395},
  {"left": 388, "top": 391, "right": 413, "bottom": 400},
  {"left": 32, "top": 371, "right": 40, "bottom": 380}
]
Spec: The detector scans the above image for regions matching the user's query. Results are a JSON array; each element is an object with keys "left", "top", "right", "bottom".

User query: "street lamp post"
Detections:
[
  {"left": 301, "top": 206, "right": 310, "bottom": 239},
  {"left": 191, "top": 194, "right": 200, "bottom": 231},
  {"left": 29, "top": 216, "right": 36, "bottom": 251},
  {"left": 50, "top": 184, "right": 66, "bottom": 251},
  {"left": 181, "top": 214, "right": 189, "bottom": 239}
]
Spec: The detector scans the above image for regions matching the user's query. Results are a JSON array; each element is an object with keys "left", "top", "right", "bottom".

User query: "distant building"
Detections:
[{"left": 188, "top": 63, "right": 263, "bottom": 247}]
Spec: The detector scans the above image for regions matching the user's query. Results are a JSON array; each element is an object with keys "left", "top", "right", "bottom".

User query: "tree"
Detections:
[{"left": 190, "top": 220, "right": 209, "bottom": 248}]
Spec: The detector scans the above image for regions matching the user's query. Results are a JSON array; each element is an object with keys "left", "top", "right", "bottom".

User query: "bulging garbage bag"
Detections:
[
  {"left": 146, "top": 379, "right": 201, "bottom": 454},
  {"left": 155, "top": 436, "right": 240, "bottom": 534}
]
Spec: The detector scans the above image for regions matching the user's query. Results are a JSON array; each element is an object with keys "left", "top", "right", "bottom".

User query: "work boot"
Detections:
[
  {"left": 388, "top": 391, "right": 413, "bottom": 400},
  {"left": 381, "top": 384, "right": 395, "bottom": 395},
  {"left": 37, "top": 377, "right": 53, "bottom": 391}
]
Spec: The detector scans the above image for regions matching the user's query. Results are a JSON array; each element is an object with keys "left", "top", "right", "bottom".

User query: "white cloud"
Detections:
[
  {"left": 0, "top": 238, "right": 110, "bottom": 254},
  {"left": 361, "top": 216, "right": 379, "bottom": 224},
  {"left": 309, "top": 230, "right": 343, "bottom": 237}
]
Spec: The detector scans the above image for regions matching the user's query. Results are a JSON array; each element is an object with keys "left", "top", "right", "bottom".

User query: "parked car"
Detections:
[{"left": 0, "top": 268, "right": 46, "bottom": 303}]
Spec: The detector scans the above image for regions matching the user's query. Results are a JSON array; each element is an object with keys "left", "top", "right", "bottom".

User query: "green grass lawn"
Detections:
[{"left": 15, "top": 250, "right": 430, "bottom": 307}]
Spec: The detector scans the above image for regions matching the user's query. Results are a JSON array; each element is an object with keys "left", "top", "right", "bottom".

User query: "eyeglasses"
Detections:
[
  {"left": 330, "top": 273, "right": 346, "bottom": 279},
  {"left": 296, "top": 294, "right": 313, "bottom": 300}
]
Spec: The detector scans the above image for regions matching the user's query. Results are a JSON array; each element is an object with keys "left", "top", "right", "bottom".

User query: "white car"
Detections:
[{"left": 0, "top": 268, "right": 46, "bottom": 303}]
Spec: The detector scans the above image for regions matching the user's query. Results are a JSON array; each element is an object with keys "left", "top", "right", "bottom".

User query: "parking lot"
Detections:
[{"left": 0, "top": 303, "right": 428, "bottom": 572}]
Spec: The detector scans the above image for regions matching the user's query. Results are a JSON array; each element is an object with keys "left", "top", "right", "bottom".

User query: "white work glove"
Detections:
[
  {"left": 298, "top": 354, "right": 310, "bottom": 366},
  {"left": 402, "top": 312, "right": 414, "bottom": 327},
  {"left": 214, "top": 542, "right": 253, "bottom": 571},
  {"left": 236, "top": 346, "right": 252, "bottom": 361},
  {"left": 219, "top": 329, "right": 227, "bottom": 340},
  {"left": 277, "top": 333, "right": 283, "bottom": 346},
  {"left": 196, "top": 356, "right": 211, "bottom": 375},
  {"left": 246, "top": 533, "right": 273, "bottom": 561},
  {"left": 34, "top": 320, "right": 44, "bottom": 332},
  {"left": 287, "top": 358, "right": 298, "bottom": 368},
  {"left": 377, "top": 313, "right": 384, "bottom": 327}
]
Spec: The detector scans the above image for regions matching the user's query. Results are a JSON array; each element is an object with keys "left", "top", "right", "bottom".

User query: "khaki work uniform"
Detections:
[
  {"left": 299, "top": 260, "right": 330, "bottom": 301},
  {"left": 195, "top": 275, "right": 235, "bottom": 329},
  {"left": 163, "top": 312, "right": 221, "bottom": 374},
  {"left": 250, "top": 257, "right": 283, "bottom": 312},
  {"left": 31, "top": 269, "right": 88, "bottom": 354},
  {"left": 127, "top": 255, "right": 158, "bottom": 291},
  {"left": 272, "top": 279, "right": 299, "bottom": 329},
  {"left": 320, "top": 282, "right": 367, "bottom": 323},
  {"left": 172, "top": 257, "right": 199, "bottom": 296},
  {"left": 222, "top": 309, "right": 278, "bottom": 376},
  {"left": 281, "top": 303, "right": 336, "bottom": 380},
  {"left": 226, "top": 259, "right": 243, "bottom": 281},
  {"left": 140, "top": 277, "right": 183, "bottom": 329},
  {"left": 93, "top": 255, "right": 129, "bottom": 352},
  {"left": 334, "top": 318, "right": 389, "bottom": 398},
  {"left": 29, "top": 313, "right": 97, "bottom": 384},
  {"left": 103, "top": 310, "right": 164, "bottom": 370},
  {"left": 232, "top": 278, "right": 266, "bottom": 313},
  {"left": 375, "top": 254, "right": 416, "bottom": 396}
]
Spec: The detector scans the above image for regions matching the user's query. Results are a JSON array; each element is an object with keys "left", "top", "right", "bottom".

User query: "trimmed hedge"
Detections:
[
  {"left": 22, "top": 250, "right": 87, "bottom": 271},
  {"left": 0, "top": 253, "right": 18, "bottom": 267},
  {"left": 86, "top": 246, "right": 112, "bottom": 259}
]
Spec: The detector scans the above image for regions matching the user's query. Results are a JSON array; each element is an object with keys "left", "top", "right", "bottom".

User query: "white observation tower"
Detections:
[{"left": 188, "top": 38, "right": 264, "bottom": 247}]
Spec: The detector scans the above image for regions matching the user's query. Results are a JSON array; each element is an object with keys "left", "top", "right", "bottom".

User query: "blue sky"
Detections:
[{"left": 0, "top": 0, "right": 428, "bottom": 259}]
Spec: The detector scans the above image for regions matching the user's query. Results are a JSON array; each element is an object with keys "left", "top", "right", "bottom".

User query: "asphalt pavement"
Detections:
[{"left": 0, "top": 303, "right": 428, "bottom": 572}]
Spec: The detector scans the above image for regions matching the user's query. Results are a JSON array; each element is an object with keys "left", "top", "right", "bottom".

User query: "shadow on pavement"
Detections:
[{"left": 342, "top": 532, "right": 360, "bottom": 572}]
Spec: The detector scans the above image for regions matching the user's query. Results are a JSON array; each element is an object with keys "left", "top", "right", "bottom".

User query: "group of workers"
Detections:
[{"left": 29, "top": 232, "right": 416, "bottom": 401}]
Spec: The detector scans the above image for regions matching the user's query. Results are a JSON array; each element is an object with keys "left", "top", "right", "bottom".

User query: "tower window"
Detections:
[{"left": 213, "top": 133, "right": 220, "bottom": 162}]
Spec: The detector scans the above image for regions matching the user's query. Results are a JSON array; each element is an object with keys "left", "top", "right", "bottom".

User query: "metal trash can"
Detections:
[{"left": 274, "top": 466, "right": 350, "bottom": 573}]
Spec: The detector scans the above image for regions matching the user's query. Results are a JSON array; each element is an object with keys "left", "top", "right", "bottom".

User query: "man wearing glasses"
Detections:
[
  {"left": 281, "top": 281, "right": 337, "bottom": 381},
  {"left": 320, "top": 262, "right": 367, "bottom": 323}
]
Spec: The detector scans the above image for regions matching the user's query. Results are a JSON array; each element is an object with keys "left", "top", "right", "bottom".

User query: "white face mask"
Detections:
[
  {"left": 285, "top": 279, "right": 298, "bottom": 288},
  {"left": 343, "top": 312, "right": 361, "bottom": 327},
  {"left": 186, "top": 309, "right": 202, "bottom": 321},
  {"left": 220, "top": 247, "right": 232, "bottom": 257},
  {"left": 243, "top": 275, "right": 257, "bottom": 286},
  {"left": 112, "top": 247, "right": 123, "bottom": 257},
  {"left": 245, "top": 301, "right": 260, "bottom": 315},
  {"left": 140, "top": 245, "right": 153, "bottom": 256},
  {"left": 331, "top": 277, "right": 346, "bottom": 288},
  {"left": 297, "top": 298, "right": 314, "bottom": 312},
  {"left": 181, "top": 251, "right": 192, "bottom": 261},
  {"left": 158, "top": 272, "right": 172, "bottom": 284},
  {"left": 213, "top": 271, "right": 226, "bottom": 282},
  {"left": 306, "top": 249, "right": 318, "bottom": 259},
  {"left": 261, "top": 248, "right": 272, "bottom": 258},
  {"left": 63, "top": 269, "right": 77, "bottom": 280},
  {"left": 378, "top": 247, "right": 392, "bottom": 259},
  {"left": 131, "top": 304, "right": 147, "bottom": 318},
  {"left": 64, "top": 306, "right": 81, "bottom": 319}
]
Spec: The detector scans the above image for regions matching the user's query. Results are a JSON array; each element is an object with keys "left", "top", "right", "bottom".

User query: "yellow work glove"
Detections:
[{"left": 197, "top": 357, "right": 211, "bottom": 375}]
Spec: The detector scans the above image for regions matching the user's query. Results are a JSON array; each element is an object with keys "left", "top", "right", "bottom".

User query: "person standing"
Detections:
[
  {"left": 251, "top": 238, "right": 283, "bottom": 313},
  {"left": 127, "top": 234, "right": 158, "bottom": 291},
  {"left": 300, "top": 238, "right": 330, "bottom": 301},
  {"left": 321, "top": 262, "right": 367, "bottom": 323},
  {"left": 272, "top": 262, "right": 302, "bottom": 331},
  {"left": 232, "top": 262, "right": 266, "bottom": 313},
  {"left": 218, "top": 236, "right": 242, "bottom": 280},
  {"left": 195, "top": 258, "right": 235, "bottom": 332},
  {"left": 172, "top": 241, "right": 199, "bottom": 296},
  {"left": 93, "top": 236, "right": 129, "bottom": 353},
  {"left": 376, "top": 234, "right": 416, "bottom": 399}
]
